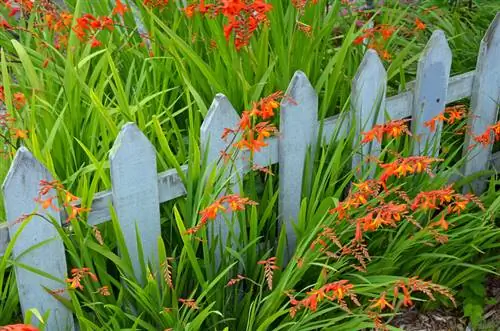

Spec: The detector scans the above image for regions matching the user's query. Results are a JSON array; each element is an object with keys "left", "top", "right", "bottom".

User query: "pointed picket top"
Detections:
[
  {"left": 412, "top": 30, "right": 452, "bottom": 156},
  {"left": 201, "top": 93, "right": 241, "bottom": 164},
  {"left": 351, "top": 49, "right": 387, "bottom": 177},
  {"left": 280, "top": 71, "right": 318, "bottom": 259},
  {"left": 419, "top": 30, "right": 452, "bottom": 64},
  {"left": 463, "top": 13, "right": 500, "bottom": 193},
  {"left": 110, "top": 123, "right": 161, "bottom": 284},
  {"left": 282, "top": 71, "right": 317, "bottom": 108},
  {"left": 3, "top": 147, "right": 74, "bottom": 331}
]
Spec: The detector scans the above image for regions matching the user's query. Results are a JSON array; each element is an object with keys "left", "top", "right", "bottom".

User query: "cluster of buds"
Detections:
[{"left": 66, "top": 267, "right": 98, "bottom": 290}]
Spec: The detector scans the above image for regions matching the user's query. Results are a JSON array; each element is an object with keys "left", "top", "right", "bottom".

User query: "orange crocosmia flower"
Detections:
[
  {"left": 424, "top": 112, "right": 446, "bottom": 132},
  {"left": 221, "top": 0, "right": 246, "bottom": 17},
  {"left": 415, "top": 18, "right": 426, "bottom": 31},
  {"left": 385, "top": 119, "right": 411, "bottom": 138},
  {"left": 379, "top": 25, "right": 396, "bottom": 40},
  {"left": 394, "top": 281, "right": 413, "bottom": 307},
  {"left": 221, "top": 194, "right": 257, "bottom": 211},
  {"left": 361, "top": 126, "right": 384, "bottom": 144},
  {"left": 113, "top": 0, "right": 129, "bottom": 16},
  {"left": 13, "top": 92, "right": 26, "bottom": 109},
  {"left": 289, "top": 280, "right": 357, "bottom": 316},
  {"left": 431, "top": 214, "right": 449, "bottom": 231},
  {"left": 353, "top": 35, "right": 366, "bottom": 45},
  {"left": 36, "top": 196, "right": 59, "bottom": 211},
  {"left": 0, "top": 20, "right": 12, "bottom": 29},
  {"left": 199, "top": 200, "right": 226, "bottom": 224},
  {"left": 183, "top": 4, "right": 197, "bottom": 18},
  {"left": 381, "top": 50, "right": 391, "bottom": 61},
  {"left": 13, "top": 129, "right": 28, "bottom": 139},
  {"left": 67, "top": 206, "right": 91, "bottom": 222},
  {"left": 370, "top": 292, "right": 394, "bottom": 311},
  {"left": 9, "top": 7, "right": 20, "bottom": 17},
  {"left": 255, "top": 122, "right": 277, "bottom": 140},
  {"left": 473, "top": 130, "right": 492, "bottom": 146},
  {"left": 411, "top": 187, "right": 454, "bottom": 211},
  {"left": 0, "top": 324, "right": 39, "bottom": 331},
  {"left": 444, "top": 105, "right": 466, "bottom": 124},
  {"left": 448, "top": 199, "right": 468, "bottom": 215},
  {"left": 234, "top": 136, "right": 268, "bottom": 152},
  {"left": 90, "top": 36, "right": 102, "bottom": 48},
  {"left": 238, "top": 111, "right": 252, "bottom": 130}
]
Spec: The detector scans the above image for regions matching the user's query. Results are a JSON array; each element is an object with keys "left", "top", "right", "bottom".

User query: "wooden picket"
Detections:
[
  {"left": 109, "top": 123, "right": 162, "bottom": 284},
  {"left": 351, "top": 49, "right": 387, "bottom": 178},
  {"left": 0, "top": 15, "right": 500, "bottom": 330},
  {"left": 279, "top": 71, "right": 318, "bottom": 258},
  {"left": 2, "top": 148, "right": 74, "bottom": 330},
  {"left": 200, "top": 94, "right": 243, "bottom": 265},
  {"left": 411, "top": 30, "right": 452, "bottom": 156},
  {"left": 463, "top": 13, "right": 500, "bottom": 193}
]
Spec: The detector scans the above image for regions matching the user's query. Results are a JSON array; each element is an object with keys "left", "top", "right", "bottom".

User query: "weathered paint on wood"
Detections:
[
  {"left": 351, "top": 49, "right": 387, "bottom": 178},
  {"left": 279, "top": 71, "right": 318, "bottom": 257},
  {"left": 110, "top": 123, "right": 162, "bottom": 284},
  {"left": 200, "top": 94, "right": 242, "bottom": 265},
  {"left": 463, "top": 13, "right": 500, "bottom": 193},
  {"left": 2, "top": 147, "right": 74, "bottom": 331},
  {"left": 412, "top": 30, "right": 452, "bottom": 156}
]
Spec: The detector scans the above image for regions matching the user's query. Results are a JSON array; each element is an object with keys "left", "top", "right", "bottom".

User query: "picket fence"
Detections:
[{"left": 0, "top": 14, "right": 499, "bottom": 330}]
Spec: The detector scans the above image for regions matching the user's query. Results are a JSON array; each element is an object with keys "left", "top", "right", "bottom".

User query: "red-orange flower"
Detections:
[
  {"left": 289, "top": 280, "right": 359, "bottom": 317},
  {"left": 361, "top": 119, "right": 411, "bottom": 144},
  {"left": 0, "top": 325, "right": 39, "bottom": 331},
  {"left": 415, "top": 18, "right": 426, "bottom": 30},
  {"left": 186, "top": 194, "right": 257, "bottom": 234},
  {"left": 113, "top": 0, "right": 129, "bottom": 16},
  {"left": 13, "top": 92, "right": 26, "bottom": 109},
  {"left": 370, "top": 292, "right": 394, "bottom": 311}
]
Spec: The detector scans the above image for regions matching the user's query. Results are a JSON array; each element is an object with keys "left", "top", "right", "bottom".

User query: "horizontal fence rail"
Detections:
[{"left": 0, "top": 12, "right": 499, "bottom": 330}]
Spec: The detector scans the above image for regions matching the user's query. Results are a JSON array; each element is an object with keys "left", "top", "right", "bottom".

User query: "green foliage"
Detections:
[{"left": 0, "top": 0, "right": 498, "bottom": 329}]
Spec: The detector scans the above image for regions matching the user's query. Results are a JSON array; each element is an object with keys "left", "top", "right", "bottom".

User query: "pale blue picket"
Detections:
[
  {"left": 463, "top": 13, "right": 500, "bottom": 193},
  {"left": 411, "top": 30, "right": 452, "bottom": 156}
]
